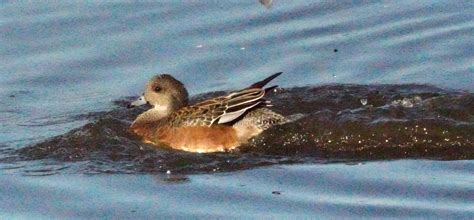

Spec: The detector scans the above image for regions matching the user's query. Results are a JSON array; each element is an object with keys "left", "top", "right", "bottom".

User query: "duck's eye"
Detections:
[{"left": 154, "top": 86, "right": 162, "bottom": 92}]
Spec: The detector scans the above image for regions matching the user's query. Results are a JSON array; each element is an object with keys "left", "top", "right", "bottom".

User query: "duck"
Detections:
[{"left": 127, "top": 72, "right": 287, "bottom": 153}]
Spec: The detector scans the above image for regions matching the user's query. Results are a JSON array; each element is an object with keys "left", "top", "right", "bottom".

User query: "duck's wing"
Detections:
[
  {"left": 168, "top": 88, "right": 267, "bottom": 127},
  {"left": 167, "top": 72, "right": 283, "bottom": 127}
]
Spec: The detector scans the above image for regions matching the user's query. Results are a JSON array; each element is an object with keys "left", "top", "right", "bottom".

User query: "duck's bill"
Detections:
[{"left": 127, "top": 96, "right": 147, "bottom": 108}]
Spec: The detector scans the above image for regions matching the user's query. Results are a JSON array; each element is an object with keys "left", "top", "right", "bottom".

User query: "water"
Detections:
[
  {"left": 2, "top": 161, "right": 473, "bottom": 219},
  {"left": 1, "top": 0, "right": 473, "bottom": 218}
]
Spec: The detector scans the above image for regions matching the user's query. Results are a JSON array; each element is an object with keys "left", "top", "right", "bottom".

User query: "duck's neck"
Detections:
[
  {"left": 130, "top": 107, "right": 172, "bottom": 139},
  {"left": 133, "top": 106, "right": 171, "bottom": 126}
]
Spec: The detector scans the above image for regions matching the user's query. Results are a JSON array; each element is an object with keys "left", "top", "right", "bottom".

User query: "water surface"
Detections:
[{"left": 1, "top": 0, "right": 473, "bottom": 218}]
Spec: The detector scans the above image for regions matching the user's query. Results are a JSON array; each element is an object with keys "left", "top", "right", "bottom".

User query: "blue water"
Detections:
[
  {"left": 1, "top": 0, "right": 473, "bottom": 218},
  {"left": 2, "top": 161, "right": 474, "bottom": 219}
]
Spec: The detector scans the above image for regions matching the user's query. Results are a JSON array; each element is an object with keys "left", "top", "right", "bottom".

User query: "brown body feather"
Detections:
[{"left": 131, "top": 123, "right": 239, "bottom": 152}]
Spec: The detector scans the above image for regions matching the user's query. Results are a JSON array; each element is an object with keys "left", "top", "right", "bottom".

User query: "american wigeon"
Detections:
[{"left": 128, "top": 72, "right": 287, "bottom": 153}]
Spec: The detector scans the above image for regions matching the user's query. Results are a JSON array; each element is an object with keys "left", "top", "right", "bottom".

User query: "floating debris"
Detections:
[{"left": 259, "top": 0, "right": 273, "bottom": 9}]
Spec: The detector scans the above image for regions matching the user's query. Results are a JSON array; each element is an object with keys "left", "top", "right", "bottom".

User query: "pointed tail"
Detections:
[{"left": 247, "top": 72, "right": 282, "bottom": 89}]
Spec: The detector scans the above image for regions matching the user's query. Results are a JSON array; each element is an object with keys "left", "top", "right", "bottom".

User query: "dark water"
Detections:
[
  {"left": 5, "top": 84, "right": 473, "bottom": 175},
  {"left": 1, "top": 1, "right": 473, "bottom": 218}
]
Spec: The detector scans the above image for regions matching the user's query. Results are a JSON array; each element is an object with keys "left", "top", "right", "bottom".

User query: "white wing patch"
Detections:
[{"left": 217, "top": 101, "right": 262, "bottom": 124}]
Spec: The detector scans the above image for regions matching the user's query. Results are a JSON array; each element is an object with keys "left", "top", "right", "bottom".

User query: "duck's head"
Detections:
[{"left": 128, "top": 74, "right": 189, "bottom": 112}]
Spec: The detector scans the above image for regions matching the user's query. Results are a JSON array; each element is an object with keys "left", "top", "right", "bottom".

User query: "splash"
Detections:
[{"left": 8, "top": 84, "right": 474, "bottom": 174}]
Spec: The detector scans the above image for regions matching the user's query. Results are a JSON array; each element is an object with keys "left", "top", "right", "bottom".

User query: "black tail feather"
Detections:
[
  {"left": 264, "top": 85, "right": 278, "bottom": 93},
  {"left": 248, "top": 72, "right": 282, "bottom": 89}
]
